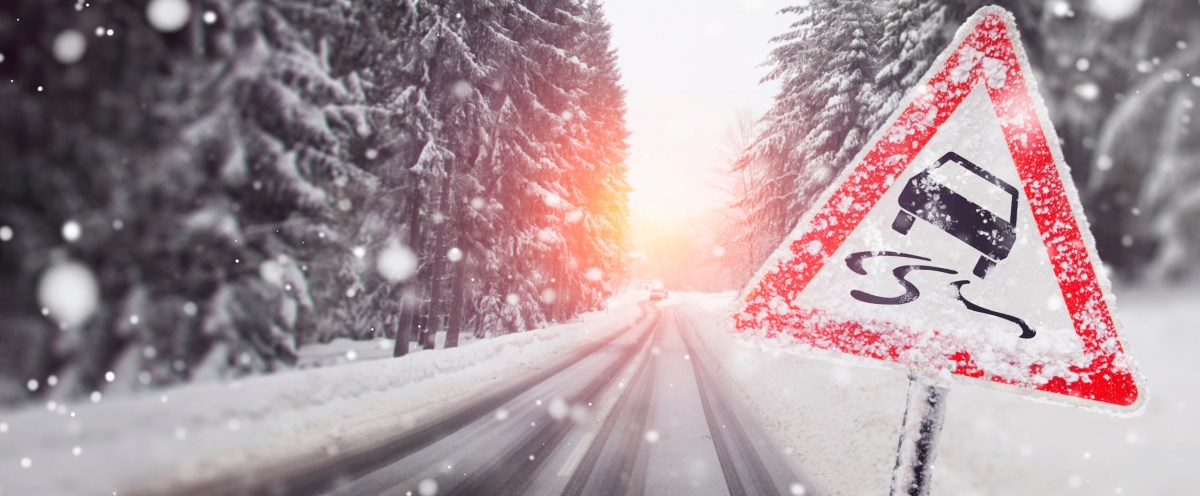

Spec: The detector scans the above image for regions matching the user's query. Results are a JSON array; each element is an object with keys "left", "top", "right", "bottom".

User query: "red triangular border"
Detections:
[{"left": 735, "top": 8, "right": 1140, "bottom": 410}]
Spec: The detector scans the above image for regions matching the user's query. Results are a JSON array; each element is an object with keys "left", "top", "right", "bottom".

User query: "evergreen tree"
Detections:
[
  {"left": 0, "top": 0, "right": 633, "bottom": 404},
  {"left": 736, "top": 0, "right": 881, "bottom": 274},
  {"left": 871, "top": 0, "right": 948, "bottom": 132}
]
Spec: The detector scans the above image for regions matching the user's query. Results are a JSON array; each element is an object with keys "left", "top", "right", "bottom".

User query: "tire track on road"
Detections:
[
  {"left": 560, "top": 306, "right": 667, "bottom": 496},
  {"left": 224, "top": 302, "right": 658, "bottom": 496},
  {"left": 443, "top": 309, "right": 664, "bottom": 496},
  {"left": 676, "top": 308, "right": 810, "bottom": 496}
]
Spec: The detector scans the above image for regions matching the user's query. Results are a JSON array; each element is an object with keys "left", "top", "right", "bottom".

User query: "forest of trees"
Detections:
[
  {"left": 725, "top": 0, "right": 1200, "bottom": 288},
  {"left": 0, "top": 0, "right": 630, "bottom": 404}
]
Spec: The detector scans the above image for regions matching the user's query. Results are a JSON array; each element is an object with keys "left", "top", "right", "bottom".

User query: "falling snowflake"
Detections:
[
  {"left": 1087, "top": 0, "right": 1143, "bottom": 21},
  {"left": 146, "top": 0, "right": 192, "bottom": 32},
  {"left": 259, "top": 260, "right": 286, "bottom": 287},
  {"left": 377, "top": 242, "right": 418, "bottom": 282},
  {"left": 52, "top": 30, "right": 87, "bottom": 64},
  {"left": 1074, "top": 82, "right": 1100, "bottom": 101},
  {"left": 1050, "top": 0, "right": 1074, "bottom": 17},
  {"left": 62, "top": 220, "right": 81, "bottom": 242},
  {"left": 451, "top": 80, "right": 473, "bottom": 99},
  {"left": 37, "top": 259, "right": 100, "bottom": 328},
  {"left": 1067, "top": 475, "right": 1084, "bottom": 489},
  {"left": 418, "top": 478, "right": 438, "bottom": 496},
  {"left": 548, "top": 398, "right": 568, "bottom": 420}
]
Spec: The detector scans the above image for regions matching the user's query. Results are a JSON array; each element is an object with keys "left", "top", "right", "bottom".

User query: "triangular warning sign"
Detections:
[{"left": 735, "top": 7, "right": 1142, "bottom": 412}]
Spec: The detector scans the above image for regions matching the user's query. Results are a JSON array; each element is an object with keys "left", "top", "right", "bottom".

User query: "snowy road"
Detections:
[{"left": 226, "top": 302, "right": 806, "bottom": 496}]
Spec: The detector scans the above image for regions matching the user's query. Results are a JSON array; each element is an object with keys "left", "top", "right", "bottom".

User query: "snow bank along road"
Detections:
[{"left": 204, "top": 301, "right": 807, "bottom": 496}]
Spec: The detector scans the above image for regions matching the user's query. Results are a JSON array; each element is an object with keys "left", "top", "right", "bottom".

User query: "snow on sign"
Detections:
[{"left": 735, "top": 7, "right": 1142, "bottom": 412}]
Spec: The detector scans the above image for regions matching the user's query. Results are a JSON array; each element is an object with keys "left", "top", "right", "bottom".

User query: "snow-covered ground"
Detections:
[
  {"left": 681, "top": 285, "right": 1200, "bottom": 495},
  {"left": 0, "top": 293, "right": 646, "bottom": 496},
  {"left": 2, "top": 285, "right": 1192, "bottom": 496},
  {"left": 296, "top": 331, "right": 479, "bottom": 368}
]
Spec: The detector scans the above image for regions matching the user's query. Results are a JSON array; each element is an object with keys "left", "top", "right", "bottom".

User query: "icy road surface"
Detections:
[{"left": 203, "top": 303, "right": 807, "bottom": 496}]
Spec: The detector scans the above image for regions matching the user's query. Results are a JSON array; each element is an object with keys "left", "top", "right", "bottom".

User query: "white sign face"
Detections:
[{"left": 735, "top": 7, "right": 1142, "bottom": 413}]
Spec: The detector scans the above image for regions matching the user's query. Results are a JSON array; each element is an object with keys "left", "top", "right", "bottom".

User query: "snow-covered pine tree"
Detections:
[
  {"left": 1064, "top": 0, "right": 1200, "bottom": 280},
  {"left": 0, "top": 0, "right": 365, "bottom": 400},
  {"left": 420, "top": 0, "right": 527, "bottom": 350},
  {"left": 223, "top": 0, "right": 377, "bottom": 373},
  {"left": 567, "top": 0, "right": 632, "bottom": 315},
  {"left": 736, "top": 0, "right": 881, "bottom": 275},
  {"left": 720, "top": 110, "right": 770, "bottom": 286},
  {"left": 791, "top": 1, "right": 880, "bottom": 207},
  {"left": 329, "top": 0, "right": 466, "bottom": 357},
  {"left": 461, "top": 0, "right": 581, "bottom": 334},
  {"left": 0, "top": 0, "right": 634, "bottom": 404},
  {"left": 870, "top": 0, "right": 947, "bottom": 133}
]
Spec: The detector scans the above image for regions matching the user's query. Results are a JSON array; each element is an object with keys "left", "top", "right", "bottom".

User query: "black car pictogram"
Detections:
[{"left": 891, "top": 152, "right": 1019, "bottom": 279}]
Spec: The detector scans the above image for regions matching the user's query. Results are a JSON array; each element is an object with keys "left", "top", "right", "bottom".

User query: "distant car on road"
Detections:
[{"left": 649, "top": 288, "right": 668, "bottom": 301}]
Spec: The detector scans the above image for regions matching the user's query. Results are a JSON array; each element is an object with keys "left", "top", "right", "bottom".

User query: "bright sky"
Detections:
[{"left": 603, "top": 0, "right": 792, "bottom": 222}]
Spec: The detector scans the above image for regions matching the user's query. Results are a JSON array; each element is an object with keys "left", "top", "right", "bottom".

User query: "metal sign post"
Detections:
[{"left": 889, "top": 374, "right": 949, "bottom": 496}]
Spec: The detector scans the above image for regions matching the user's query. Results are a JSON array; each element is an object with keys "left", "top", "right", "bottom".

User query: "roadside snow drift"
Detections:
[{"left": 0, "top": 296, "right": 644, "bottom": 496}]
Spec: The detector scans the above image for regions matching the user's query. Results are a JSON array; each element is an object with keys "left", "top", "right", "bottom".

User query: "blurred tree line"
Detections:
[
  {"left": 0, "top": 0, "right": 630, "bottom": 404},
  {"left": 725, "top": 0, "right": 1200, "bottom": 287}
]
